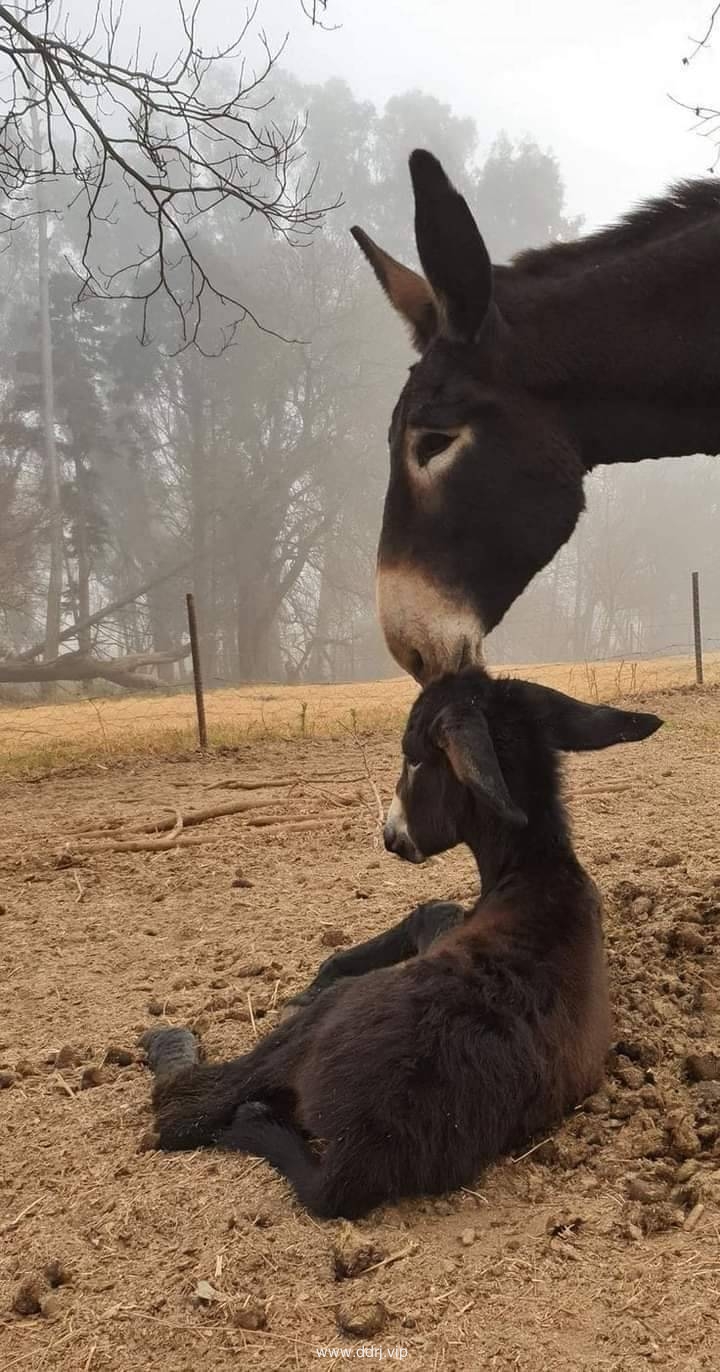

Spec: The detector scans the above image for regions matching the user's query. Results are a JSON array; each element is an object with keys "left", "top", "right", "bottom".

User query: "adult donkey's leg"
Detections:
[{"left": 281, "top": 900, "right": 465, "bottom": 1018}]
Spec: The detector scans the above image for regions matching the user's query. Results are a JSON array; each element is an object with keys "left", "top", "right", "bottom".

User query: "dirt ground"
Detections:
[{"left": 2, "top": 683, "right": 720, "bottom": 1371}]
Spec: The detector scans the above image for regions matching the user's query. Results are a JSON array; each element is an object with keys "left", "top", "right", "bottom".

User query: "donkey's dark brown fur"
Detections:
[
  {"left": 355, "top": 153, "right": 720, "bottom": 683},
  {"left": 144, "top": 673, "right": 661, "bottom": 1220}
]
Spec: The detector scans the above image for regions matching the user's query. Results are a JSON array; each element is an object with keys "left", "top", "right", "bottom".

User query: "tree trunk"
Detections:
[
  {"left": 145, "top": 574, "right": 177, "bottom": 683},
  {"left": 308, "top": 537, "right": 335, "bottom": 683},
  {"left": 0, "top": 643, "right": 189, "bottom": 689},
  {"left": 184, "top": 362, "right": 216, "bottom": 683},
  {"left": 73, "top": 458, "right": 92, "bottom": 656},
  {"left": 572, "top": 531, "right": 587, "bottom": 661},
  {"left": 31, "top": 103, "right": 63, "bottom": 701}
]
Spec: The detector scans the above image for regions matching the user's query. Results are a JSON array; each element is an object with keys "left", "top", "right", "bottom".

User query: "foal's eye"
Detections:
[{"left": 414, "top": 431, "right": 455, "bottom": 466}]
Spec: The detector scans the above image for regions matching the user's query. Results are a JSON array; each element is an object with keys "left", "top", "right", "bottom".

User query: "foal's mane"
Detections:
[{"left": 511, "top": 178, "right": 720, "bottom": 278}]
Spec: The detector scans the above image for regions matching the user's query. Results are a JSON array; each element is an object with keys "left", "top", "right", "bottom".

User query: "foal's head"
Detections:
[{"left": 384, "top": 670, "right": 663, "bottom": 864}]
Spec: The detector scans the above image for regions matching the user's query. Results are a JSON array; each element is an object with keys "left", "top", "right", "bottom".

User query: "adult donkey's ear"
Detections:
[
  {"left": 350, "top": 227, "right": 439, "bottom": 352},
  {"left": 410, "top": 149, "right": 493, "bottom": 345}
]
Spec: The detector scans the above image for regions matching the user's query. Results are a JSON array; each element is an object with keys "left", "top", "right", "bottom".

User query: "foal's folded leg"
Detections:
[
  {"left": 282, "top": 900, "right": 465, "bottom": 1017},
  {"left": 141, "top": 1031, "right": 261, "bottom": 1151},
  {"left": 140, "top": 989, "right": 343, "bottom": 1152},
  {"left": 215, "top": 1102, "right": 388, "bottom": 1220}
]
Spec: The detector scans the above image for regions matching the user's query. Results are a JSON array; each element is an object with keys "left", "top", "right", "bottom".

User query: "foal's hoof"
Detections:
[
  {"left": 215, "top": 1100, "right": 275, "bottom": 1151},
  {"left": 138, "top": 1026, "right": 200, "bottom": 1077}
]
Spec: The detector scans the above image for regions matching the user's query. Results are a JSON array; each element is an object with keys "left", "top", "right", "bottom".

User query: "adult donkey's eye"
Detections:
[{"left": 414, "top": 431, "right": 455, "bottom": 466}]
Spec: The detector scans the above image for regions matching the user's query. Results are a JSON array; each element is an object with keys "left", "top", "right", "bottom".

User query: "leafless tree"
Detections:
[
  {"left": 671, "top": 4, "right": 720, "bottom": 171},
  {"left": 0, "top": 0, "right": 337, "bottom": 347}
]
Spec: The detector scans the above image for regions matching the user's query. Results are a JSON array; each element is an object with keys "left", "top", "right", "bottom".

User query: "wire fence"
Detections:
[{"left": 1, "top": 640, "right": 719, "bottom": 773}]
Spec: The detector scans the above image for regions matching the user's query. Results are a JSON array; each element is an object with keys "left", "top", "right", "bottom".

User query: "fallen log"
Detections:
[{"left": 0, "top": 644, "right": 190, "bottom": 690}]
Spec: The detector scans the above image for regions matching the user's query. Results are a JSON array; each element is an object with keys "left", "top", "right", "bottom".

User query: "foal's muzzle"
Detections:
[{"left": 383, "top": 821, "right": 423, "bottom": 864}]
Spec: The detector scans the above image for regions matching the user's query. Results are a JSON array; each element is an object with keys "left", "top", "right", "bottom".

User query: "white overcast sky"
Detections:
[{"left": 117, "top": 0, "right": 719, "bottom": 232}]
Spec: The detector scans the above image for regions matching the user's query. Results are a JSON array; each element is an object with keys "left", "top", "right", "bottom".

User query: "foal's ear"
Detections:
[
  {"left": 431, "top": 704, "right": 527, "bottom": 828},
  {"left": 410, "top": 149, "right": 493, "bottom": 344},
  {"left": 521, "top": 683, "right": 664, "bottom": 752},
  {"left": 350, "top": 226, "right": 438, "bottom": 352}
]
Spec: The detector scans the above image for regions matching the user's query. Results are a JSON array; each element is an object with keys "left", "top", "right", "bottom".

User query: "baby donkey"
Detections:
[{"left": 143, "top": 670, "right": 661, "bottom": 1219}]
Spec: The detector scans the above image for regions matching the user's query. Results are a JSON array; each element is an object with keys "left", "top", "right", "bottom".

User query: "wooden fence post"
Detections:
[
  {"left": 691, "top": 571, "right": 704, "bottom": 687},
  {"left": 186, "top": 592, "right": 208, "bottom": 747}
]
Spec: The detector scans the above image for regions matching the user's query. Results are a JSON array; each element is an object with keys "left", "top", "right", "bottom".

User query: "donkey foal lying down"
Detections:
[{"left": 143, "top": 669, "right": 662, "bottom": 1219}]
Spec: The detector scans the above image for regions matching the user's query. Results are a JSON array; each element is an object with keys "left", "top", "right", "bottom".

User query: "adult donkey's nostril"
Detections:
[{"left": 407, "top": 649, "right": 425, "bottom": 683}]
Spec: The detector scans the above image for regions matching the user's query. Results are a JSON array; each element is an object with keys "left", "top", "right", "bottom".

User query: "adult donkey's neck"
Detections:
[{"left": 498, "top": 207, "right": 720, "bottom": 470}]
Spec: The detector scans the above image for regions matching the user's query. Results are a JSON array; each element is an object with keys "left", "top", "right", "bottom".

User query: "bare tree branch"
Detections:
[
  {"left": 0, "top": 1, "right": 339, "bottom": 347},
  {"left": 0, "top": 641, "right": 190, "bottom": 688},
  {"left": 682, "top": 4, "right": 720, "bottom": 65},
  {"left": 669, "top": 6, "right": 720, "bottom": 171},
  {"left": 9, "top": 555, "right": 196, "bottom": 661},
  {"left": 668, "top": 91, "right": 720, "bottom": 172},
  {"left": 299, "top": 0, "right": 338, "bottom": 32}
]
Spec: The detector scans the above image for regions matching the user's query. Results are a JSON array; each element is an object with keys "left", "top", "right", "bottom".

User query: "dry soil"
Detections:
[{"left": 2, "top": 685, "right": 720, "bottom": 1370}]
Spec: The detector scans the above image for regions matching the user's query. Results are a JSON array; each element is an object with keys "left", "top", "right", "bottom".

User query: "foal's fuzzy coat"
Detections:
[{"left": 144, "top": 670, "right": 662, "bottom": 1219}]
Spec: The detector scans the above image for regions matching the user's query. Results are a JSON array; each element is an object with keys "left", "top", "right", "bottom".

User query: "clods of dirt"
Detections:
[
  {"left": 626, "top": 1176, "right": 669, "bottom": 1204},
  {"left": 10, "top": 1262, "right": 71, "bottom": 1318},
  {"left": 54, "top": 1044, "right": 88, "bottom": 1068},
  {"left": 232, "top": 1300, "right": 267, "bottom": 1330},
  {"left": 332, "top": 1224, "right": 385, "bottom": 1279},
  {"left": 320, "top": 927, "right": 352, "bottom": 948},
  {"left": 14, "top": 1058, "right": 39, "bottom": 1077},
  {"left": 44, "top": 1260, "right": 72, "bottom": 1288},
  {"left": 685, "top": 1053, "right": 720, "bottom": 1082},
  {"left": 625, "top": 1200, "right": 681, "bottom": 1236},
  {"left": 336, "top": 1298, "right": 387, "bottom": 1338},
  {"left": 80, "top": 1065, "right": 110, "bottom": 1089},
  {"left": 11, "top": 1277, "right": 44, "bottom": 1316},
  {"left": 665, "top": 1111, "right": 702, "bottom": 1161},
  {"left": 104, "top": 1046, "right": 135, "bottom": 1067}
]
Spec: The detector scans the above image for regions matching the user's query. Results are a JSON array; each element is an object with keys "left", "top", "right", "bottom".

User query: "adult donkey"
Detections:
[{"left": 353, "top": 151, "right": 720, "bottom": 683}]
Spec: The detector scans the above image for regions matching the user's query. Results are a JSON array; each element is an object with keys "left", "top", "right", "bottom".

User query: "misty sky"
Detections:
[{"left": 120, "top": 0, "right": 720, "bottom": 236}]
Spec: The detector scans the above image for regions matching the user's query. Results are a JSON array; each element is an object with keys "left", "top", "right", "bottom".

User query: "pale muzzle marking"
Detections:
[{"left": 376, "top": 565, "right": 485, "bottom": 682}]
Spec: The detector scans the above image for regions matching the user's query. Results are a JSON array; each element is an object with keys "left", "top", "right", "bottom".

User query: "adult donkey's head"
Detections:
[{"left": 353, "top": 150, "right": 586, "bottom": 683}]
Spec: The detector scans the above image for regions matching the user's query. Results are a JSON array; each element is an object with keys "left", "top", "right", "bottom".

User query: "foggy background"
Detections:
[{"left": 1, "top": 0, "right": 718, "bottom": 691}]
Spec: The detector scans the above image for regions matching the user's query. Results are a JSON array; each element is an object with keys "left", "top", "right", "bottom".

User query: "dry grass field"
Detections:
[{"left": 1, "top": 651, "right": 718, "bottom": 777}]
